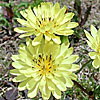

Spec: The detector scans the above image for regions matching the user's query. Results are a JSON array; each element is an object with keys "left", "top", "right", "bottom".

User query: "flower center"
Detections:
[{"left": 35, "top": 55, "right": 55, "bottom": 76}]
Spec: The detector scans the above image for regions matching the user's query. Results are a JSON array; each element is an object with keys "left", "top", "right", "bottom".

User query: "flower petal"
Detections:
[
  {"left": 61, "top": 55, "right": 79, "bottom": 64},
  {"left": 63, "top": 76, "right": 73, "bottom": 87},
  {"left": 47, "top": 79, "right": 55, "bottom": 91},
  {"left": 92, "top": 56, "right": 100, "bottom": 69},
  {"left": 10, "top": 69, "right": 21, "bottom": 76},
  {"left": 14, "top": 27, "right": 34, "bottom": 33},
  {"left": 28, "top": 83, "right": 39, "bottom": 98},
  {"left": 19, "top": 32, "right": 34, "bottom": 38},
  {"left": 16, "top": 18, "right": 30, "bottom": 27},
  {"left": 51, "top": 34, "right": 61, "bottom": 44},
  {"left": 52, "top": 86, "right": 61, "bottom": 99},
  {"left": 85, "top": 30, "right": 96, "bottom": 46},
  {"left": 13, "top": 75, "right": 27, "bottom": 82},
  {"left": 60, "top": 13, "right": 74, "bottom": 25},
  {"left": 27, "top": 78, "right": 37, "bottom": 90},
  {"left": 11, "top": 55, "right": 19, "bottom": 61},
  {"left": 52, "top": 77, "right": 66, "bottom": 91},
  {"left": 18, "top": 78, "right": 31, "bottom": 90},
  {"left": 89, "top": 52, "right": 98, "bottom": 59},
  {"left": 91, "top": 25, "right": 97, "bottom": 38},
  {"left": 32, "top": 34, "right": 43, "bottom": 46}
]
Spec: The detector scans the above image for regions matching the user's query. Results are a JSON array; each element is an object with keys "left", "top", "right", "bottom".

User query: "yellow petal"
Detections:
[
  {"left": 26, "top": 38, "right": 36, "bottom": 55},
  {"left": 14, "top": 27, "right": 34, "bottom": 33},
  {"left": 12, "top": 61, "right": 26, "bottom": 69},
  {"left": 52, "top": 2, "right": 60, "bottom": 19},
  {"left": 18, "top": 81, "right": 27, "bottom": 91},
  {"left": 66, "top": 22, "right": 79, "bottom": 29},
  {"left": 13, "top": 75, "right": 27, "bottom": 82},
  {"left": 44, "top": 41, "right": 60, "bottom": 59},
  {"left": 85, "top": 30, "right": 96, "bottom": 44},
  {"left": 51, "top": 34, "right": 61, "bottom": 44},
  {"left": 16, "top": 18, "right": 30, "bottom": 27},
  {"left": 18, "top": 78, "right": 30, "bottom": 90},
  {"left": 20, "top": 10, "right": 27, "bottom": 18},
  {"left": 92, "top": 56, "right": 100, "bottom": 69},
  {"left": 91, "top": 25, "right": 97, "bottom": 38},
  {"left": 44, "top": 33, "right": 51, "bottom": 41},
  {"left": 69, "top": 73, "right": 77, "bottom": 80},
  {"left": 19, "top": 32, "right": 34, "bottom": 38},
  {"left": 56, "top": 43, "right": 71, "bottom": 59},
  {"left": 11, "top": 55, "right": 19, "bottom": 61},
  {"left": 47, "top": 79, "right": 55, "bottom": 91},
  {"left": 63, "top": 76, "right": 73, "bottom": 87},
  {"left": 42, "top": 85, "right": 51, "bottom": 100},
  {"left": 89, "top": 52, "right": 98, "bottom": 59},
  {"left": 52, "top": 86, "right": 61, "bottom": 99},
  {"left": 10, "top": 69, "right": 21, "bottom": 76},
  {"left": 55, "top": 5, "right": 67, "bottom": 23},
  {"left": 28, "top": 83, "right": 39, "bottom": 98},
  {"left": 60, "top": 13, "right": 74, "bottom": 25},
  {"left": 27, "top": 78, "right": 37, "bottom": 90},
  {"left": 61, "top": 55, "right": 79, "bottom": 64},
  {"left": 27, "top": 6, "right": 37, "bottom": 24},
  {"left": 64, "top": 47, "right": 73, "bottom": 58},
  {"left": 32, "top": 34, "right": 43, "bottom": 46},
  {"left": 52, "top": 77, "right": 66, "bottom": 91},
  {"left": 57, "top": 64, "right": 79, "bottom": 72},
  {"left": 19, "top": 68, "right": 34, "bottom": 77}
]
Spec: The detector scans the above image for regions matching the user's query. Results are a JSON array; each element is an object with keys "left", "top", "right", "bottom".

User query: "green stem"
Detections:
[
  {"left": 73, "top": 80, "right": 94, "bottom": 98},
  {"left": 34, "top": 0, "right": 36, "bottom": 3},
  {"left": 76, "top": 59, "right": 92, "bottom": 74},
  {"left": 73, "top": 80, "right": 89, "bottom": 95}
]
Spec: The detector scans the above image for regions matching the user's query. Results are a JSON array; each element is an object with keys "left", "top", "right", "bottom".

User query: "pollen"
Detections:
[{"left": 36, "top": 55, "right": 54, "bottom": 76}]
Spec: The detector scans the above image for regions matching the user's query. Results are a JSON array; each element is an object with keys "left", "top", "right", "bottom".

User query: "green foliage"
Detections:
[
  {"left": 0, "top": 0, "right": 44, "bottom": 28},
  {"left": 0, "top": 14, "right": 10, "bottom": 27}
]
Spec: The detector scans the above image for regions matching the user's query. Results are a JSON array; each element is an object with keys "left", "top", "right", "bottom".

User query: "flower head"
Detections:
[
  {"left": 85, "top": 25, "right": 100, "bottom": 69},
  {"left": 14, "top": 2, "right": 78, "bottom": 45},
  {"left": 10, "top": 38, "right": 79, "bottom": 99}
]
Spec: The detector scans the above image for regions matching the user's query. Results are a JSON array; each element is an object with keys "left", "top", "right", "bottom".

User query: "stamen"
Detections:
[
  {"left": 49, "top": 17, "right": 51, "bottom": 21},
  {"left": 35, "top": 54, "right": 55, "bottom": 76},
  {"left": 48, "top": 63, "right": 50, "bottom": 65},
  {"left": 43, "top": 58, "right": 44, "bottom": 61},
  {"left": 65, "top": 8, "right": 68, "bottom": 14},
  {"left": 38, "top": 63, "right": 40, "bottom": 66},
  {"left": 39, "top": 55, "right": 42, "bottom": 58},
  {"left": 49, "top": 67, "right": 51, "bottom": 69},
  {"left": 38, "top": 59, "right": 41, "bottom": 63},
  {"left": 49, "top": 55, "right": 51, "bottom": 61},
  {"left": 39, "top": 21, "right": 41, "bottom": 24},
  {"left": 35, "top": 29, "right": 37, "bottom": 31},
  {"left": 46, "top": 56, "right": 48, "bottom": 60}
]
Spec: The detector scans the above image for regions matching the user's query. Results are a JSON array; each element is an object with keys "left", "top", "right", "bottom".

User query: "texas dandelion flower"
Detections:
[
  {"left": 14, "top": 2, "right": 78, "bottom": 45},
  {"left": 10, "top": 38, "right": 79, "bottom": 99},
  {"left": 85, "top": 25, "right": 100, "bottom": 69}
]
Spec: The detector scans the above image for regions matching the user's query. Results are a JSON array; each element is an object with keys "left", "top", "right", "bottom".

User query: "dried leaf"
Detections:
[
  {"left": 0, "top": 96, "right": 5, "bottom": 100},
  {"left": 5, "top": 88, "right": 18, "bottom": 100}
]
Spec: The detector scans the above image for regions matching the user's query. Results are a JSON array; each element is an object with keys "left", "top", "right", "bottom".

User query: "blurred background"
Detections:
[{"left": 0, "top": 0, "right": 100, "bottom": 100}]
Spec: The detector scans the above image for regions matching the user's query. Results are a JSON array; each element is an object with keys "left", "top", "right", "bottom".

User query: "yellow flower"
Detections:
[
  {"left": 85, "top": 25, "right": 100, "bottom": 69},
  {"left": 14, "top": 2, "right": 78, "bottom": 45},
  {"left": 10, "top": 38, "right": 79, "bottom": 99}
]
